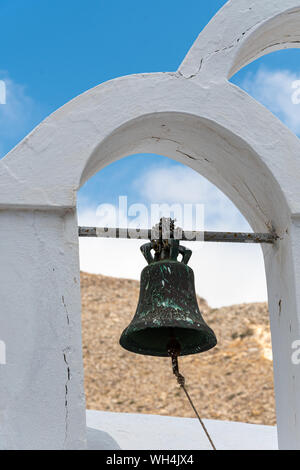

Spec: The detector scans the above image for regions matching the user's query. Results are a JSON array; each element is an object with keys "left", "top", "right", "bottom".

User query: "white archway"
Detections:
[{"left": 1, "top": 0, "right": 300, "bottom": 449}]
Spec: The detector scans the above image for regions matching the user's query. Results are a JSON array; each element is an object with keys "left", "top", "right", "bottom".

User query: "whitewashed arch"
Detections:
[{"left": 1, "top": 0, "right": 300, "bottom": 449}]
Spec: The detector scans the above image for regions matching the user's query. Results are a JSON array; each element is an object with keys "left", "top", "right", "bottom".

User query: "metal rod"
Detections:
[
  {"left": 78, "top": 226, "right": 277, "bottom": 244},
  {"left": 181, "top": 384, "right": 216, "bottom": 451}
]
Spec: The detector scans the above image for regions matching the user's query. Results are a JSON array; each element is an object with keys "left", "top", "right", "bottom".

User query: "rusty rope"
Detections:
[{"left": 168, "top": 344, "right": 216, "bottom": 451}]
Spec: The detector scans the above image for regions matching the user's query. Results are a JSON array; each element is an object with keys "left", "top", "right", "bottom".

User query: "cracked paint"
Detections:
[{"left": 62, "top": 296, "right": 70, "bottom": 325}]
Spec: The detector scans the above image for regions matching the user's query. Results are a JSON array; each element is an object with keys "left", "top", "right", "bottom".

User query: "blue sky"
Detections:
[{"left": 1, "top": 1, "right": 300, "bottom": 306}]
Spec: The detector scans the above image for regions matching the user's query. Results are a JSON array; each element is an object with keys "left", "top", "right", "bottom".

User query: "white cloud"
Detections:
[
  {"left": 135, "top": 165, "right": 250, "bottom": 232},
  {"left": 78, "top": 165, "right": 267, "bottom": 308},
  {"left": 0, "top": 73, "right": 39, "bottom": 158},
  {"left": 241, "top": 67, "right": 300, "bottom": 135}
]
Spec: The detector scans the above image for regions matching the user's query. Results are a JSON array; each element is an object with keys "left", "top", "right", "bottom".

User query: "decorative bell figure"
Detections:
[{"left": 120, "top": 219, "right": 217, "bottom": 356}]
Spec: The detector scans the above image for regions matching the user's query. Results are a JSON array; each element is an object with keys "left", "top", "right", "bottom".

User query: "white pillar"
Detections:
[
  {"left": 264, "top": 219, "right": 300, "bottom": 449},
  {"left": 0, "top": 209, "right": 86, "bottom": 449}
]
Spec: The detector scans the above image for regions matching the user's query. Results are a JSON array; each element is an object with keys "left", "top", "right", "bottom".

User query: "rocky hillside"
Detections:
[{"left": 81, "top": 271, "right": 275, "bottom": 425}]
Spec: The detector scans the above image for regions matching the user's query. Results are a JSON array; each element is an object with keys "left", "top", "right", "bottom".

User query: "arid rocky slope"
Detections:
[{"left": 81, "top": 271, "right": 275, "bottom": 425}]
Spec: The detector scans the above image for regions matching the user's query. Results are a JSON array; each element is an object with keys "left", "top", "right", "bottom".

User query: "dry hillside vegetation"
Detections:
[{"left": 81, "top": 271, "right": 275, "bottom": 425}]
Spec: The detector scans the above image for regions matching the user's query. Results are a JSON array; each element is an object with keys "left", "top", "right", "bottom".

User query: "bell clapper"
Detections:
[
  {"left": 167, "top": 339, "right": 216, "bottom": 451},
  {"left": 167, "top": 338, "right": 185, "bottom": 386}
]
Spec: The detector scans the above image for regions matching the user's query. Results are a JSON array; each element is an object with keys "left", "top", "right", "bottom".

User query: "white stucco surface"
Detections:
[
  {"left": 1, "top": 0, "right": 300, "bottom": 449},
  {"left": 86, "top": 410, "right": 278, "bottom": 450}
]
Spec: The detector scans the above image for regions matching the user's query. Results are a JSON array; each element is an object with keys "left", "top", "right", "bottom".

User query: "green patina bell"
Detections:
[{"left": 120, "top": 219, "right": 217, "bottom": 357}]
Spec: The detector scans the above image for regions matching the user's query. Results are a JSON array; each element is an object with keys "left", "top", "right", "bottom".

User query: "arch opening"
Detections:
[
  {"left": 228, "top": 7, "right": 300, "bottom": 79},
  {"left": 230, "top": 48, "right": 300, "bottom": 138},
  {"left": 79, "top": 111, "right": 290, "bottom": 237},
  {"left": 78, "top": 150, "right": 274, "bottom": 426}
]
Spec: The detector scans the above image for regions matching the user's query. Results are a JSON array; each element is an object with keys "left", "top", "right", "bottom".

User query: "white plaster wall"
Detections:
[
  {"left": 263, "top": 232, "right": 300, "bottom": 448},
  {"left": 86, "top": 410, "right": 278, "bottom": 450},
  {"left": 1, "top": 76, "right": 300, "bottom": 225},
  {"left": 179, "top": 0, "right": 300, "bottom": 79},
  {"left": 0, "top": 209, "right": 86, "bottom": 449}
]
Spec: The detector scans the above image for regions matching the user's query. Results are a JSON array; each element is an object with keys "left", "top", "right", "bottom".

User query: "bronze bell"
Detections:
[{"left": 119, "top": 219, "right": 217, "bottom": 357}]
